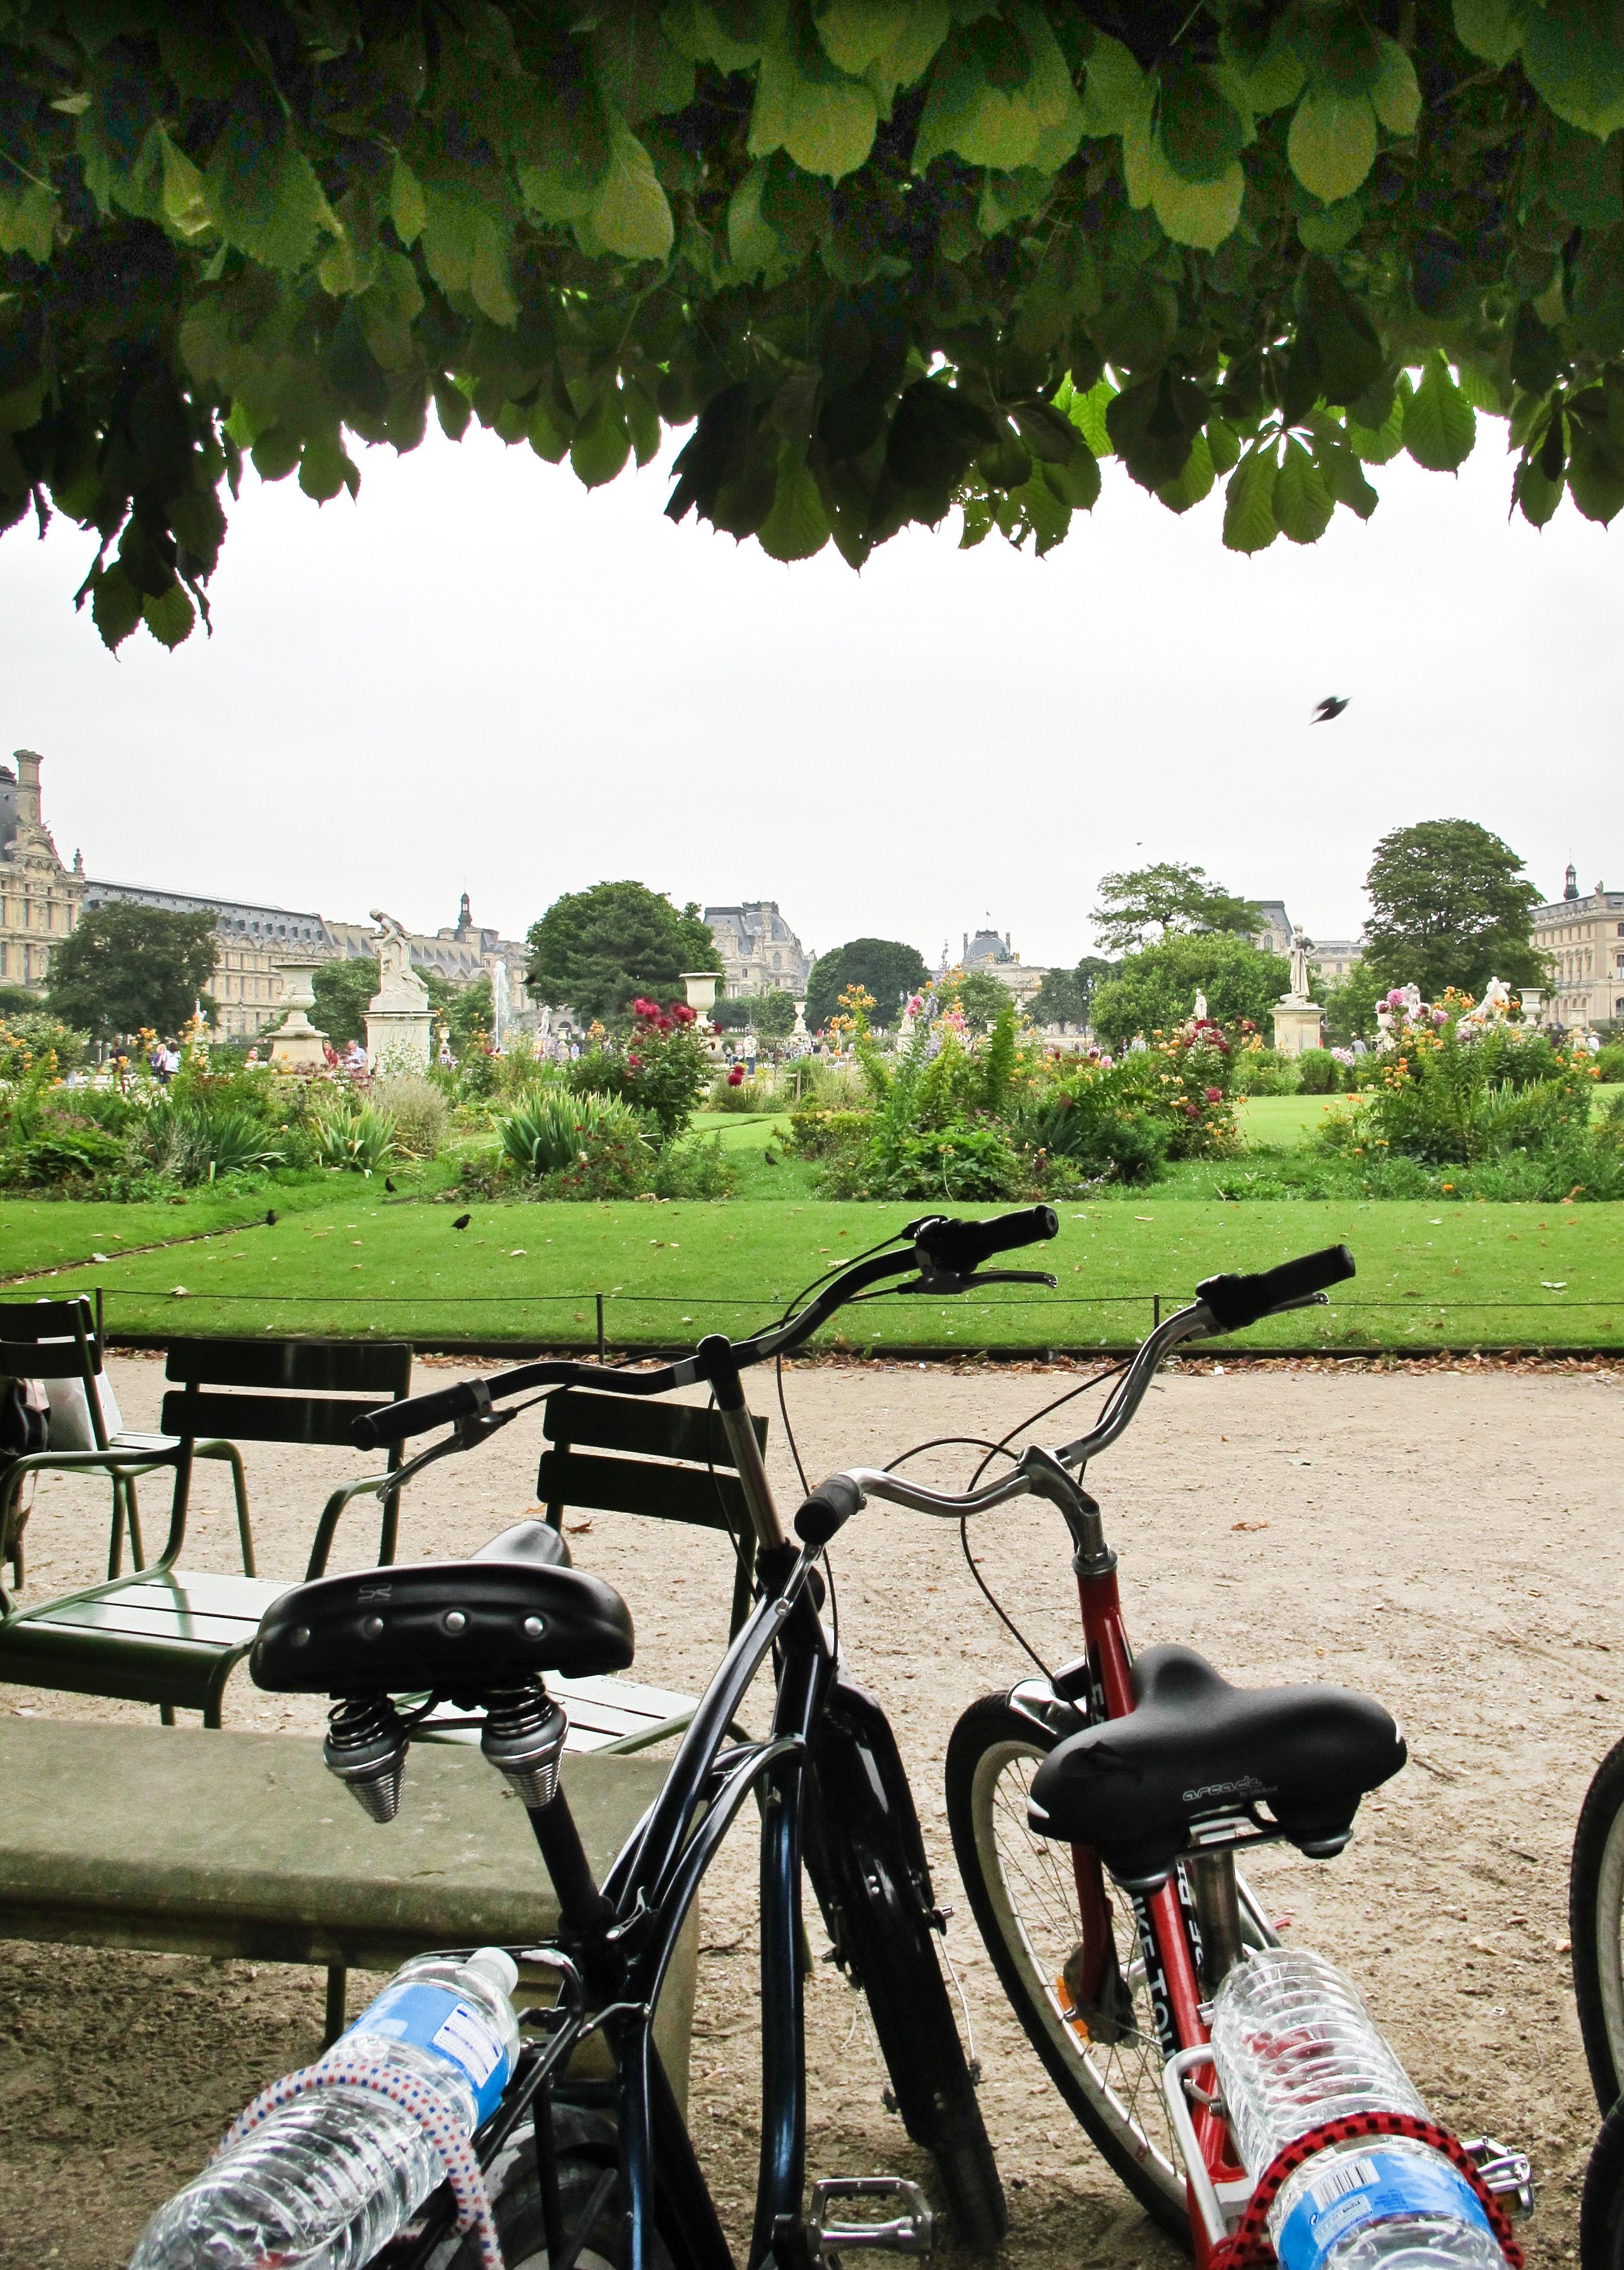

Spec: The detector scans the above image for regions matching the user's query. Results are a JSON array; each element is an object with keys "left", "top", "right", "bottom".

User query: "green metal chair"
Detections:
[
  {"left": 532, "top": 1386, "right": 767, "bottom": 1754},
  {"left": 0, "top": 1296, "right": 250, "bottom": 1591},
  {"left": 0, "top": 1336, "right": 414, "bottom": 1726}
]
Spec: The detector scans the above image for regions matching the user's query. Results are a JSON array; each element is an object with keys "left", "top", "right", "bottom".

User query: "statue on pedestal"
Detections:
[
  {"left": 365, "top": 909, "right": 432, "bottom": 1071},
  {"left": 1287, "top": 928, "right": 1313, "bottom": 1003}
]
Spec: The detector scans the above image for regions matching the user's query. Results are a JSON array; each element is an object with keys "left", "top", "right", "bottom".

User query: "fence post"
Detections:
[{"left": 596, "top": 1294, "right": 606, "bottom": 1362}]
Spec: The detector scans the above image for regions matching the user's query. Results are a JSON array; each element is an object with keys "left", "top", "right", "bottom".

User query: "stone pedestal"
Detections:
[
  {"left": 792, "top": 1000, "right": 808, "bottom": 1038},
  {"left": 266, "top": 959, "right": 329, "bottom": 1071},
  {"left": 681, "top": 971, "right": 725, "bottom": 1064},
  {"left": 366, "top": 1005, "right": 432, "bottom": 1073},
  {"left": 1271, "top": 998, "right": 1324, "bottom": 1056}
]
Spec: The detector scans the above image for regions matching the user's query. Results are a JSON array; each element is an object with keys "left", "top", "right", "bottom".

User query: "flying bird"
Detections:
[
  {"left": 451, "top": 1212, "right": 472, "bottom": 1231},
  {"left": 1312, "top": 695, "right": 1350, "bottom": 723}
]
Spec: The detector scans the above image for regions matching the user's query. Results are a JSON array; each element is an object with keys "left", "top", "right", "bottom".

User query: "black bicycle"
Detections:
[{"left": 153, "top": 1207, "right": 1064, "bottom": 2270}]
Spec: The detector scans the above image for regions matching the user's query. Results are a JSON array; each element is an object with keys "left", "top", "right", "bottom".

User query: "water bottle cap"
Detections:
[{"left": 465, "top": 1946, "right": 520, "bottom": 1997}]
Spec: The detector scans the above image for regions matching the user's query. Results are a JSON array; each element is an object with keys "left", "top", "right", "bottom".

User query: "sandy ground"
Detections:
[{"left": 2, "top": 1353, "right": 1618, "bottom": 2269}]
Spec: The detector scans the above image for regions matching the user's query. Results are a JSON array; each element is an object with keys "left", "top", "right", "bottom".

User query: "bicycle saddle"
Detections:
[
  {"left": 1027, "top": 1644, "right": 1405, "bottom": 1890},
  {"left": 250, "top": 1518, "right": 635, "bottom": 1696}
]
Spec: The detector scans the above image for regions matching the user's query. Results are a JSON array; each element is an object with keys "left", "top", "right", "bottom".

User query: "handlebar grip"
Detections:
[
  {"left": 353, "top": 1379, "right": 483, "bottom": 1451},
  {"left": 914, "top": 1205, "right": 1059, "bottom": 1280},
  {"left": 1196, "top": 1244, "right": 1356, "bottom": 1333},
  {"left": 795, "top": 1474, "right": 864, "bottom": 1549}
]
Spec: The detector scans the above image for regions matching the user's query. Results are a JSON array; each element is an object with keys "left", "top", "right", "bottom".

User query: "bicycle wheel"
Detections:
[
  {"left": 946, "top": 1693, "right": 1272, "bottom": 2242},
  {"left": 440, "top": 2107, "right": 674, "bottom": 2270},
  {"left": 1582, "top": 2096, "right": 1624, "bottom": 2270},
  {"left": 1571, "top": 1734, "right": 1624, "bottom": 2112},
  {"left": 806, "top": 1679, "right": 1008, "bottom": 2252}
]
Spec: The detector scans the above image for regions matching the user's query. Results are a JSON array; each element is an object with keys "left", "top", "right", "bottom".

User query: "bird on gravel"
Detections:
[
  {"left": 384, "top": 1176, "right": 397, "bottom": 1193},
  {"left": 264, "top": 1209, "right": 278, "bottom": 1226},
  {"left": 452, "top": 1212, "right": 472, "bottom": 1230},
  {"left": 1312, "top": 695, "right": 1350, "bottom": 723}
]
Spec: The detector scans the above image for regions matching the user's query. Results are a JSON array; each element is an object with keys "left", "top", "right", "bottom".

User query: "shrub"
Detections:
[
  {"left": 1329, "top": 1019, "right": 1598, "bottom": 1168},
  {"left": 146, "top": 1100, "right": 288, "bottom": 1182},
  {"left": 707, "top": 1072, "right": 775, "bottom": 1112},
  {"left": 1017, "top": 1069, "right": 1171, "bottom": 1186},
  {"left": 1294, "top": 1049, "right": 1342, "bottom": 1094},
  {"left": 568, "top": 1001, "right": 710, "bottom": 1140},
  {"left": 374, "top": 1072, "right": 450, "bottom": 1159},
  {"left": 1596, "top": 1043, "right": 1624, "bottom": 1084},
  {"left": 497, "top": 1091, "right": 651, "bottom": 1178},
  {"left": 1232, "top": 1048, "right": 1297, "bottom": 1096},
  {"left": 652, "top": 1134, "right": 737, "bottom": 1198},
  {"left": 311, "top": 1097, "right": 399, "bottom": 1174}
]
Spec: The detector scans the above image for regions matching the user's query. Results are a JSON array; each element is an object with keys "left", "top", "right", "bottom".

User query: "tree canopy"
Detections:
[
  {"left": 5, "top": 3, "right": 1624, "bottom": 653},
  {"left": 804, "top": 935, "right": 929, "bottom": 1027},
  {"left": 1028, "top": 953, "right": 1115, "bottom": 1026},
  {"left": 526, "top": 879, "right": 719, "bottom": 1022},
  {"left": 1089, "top": 930, "right": 1288, "bottom": 1048},
  {"left": 45, "top": 901, "right": 218, "bottom": 1040},
  {"left": 1362, "top": 817, "right": 1545, "bottom": 996},
  {"left": 310, "top": 952, "right": 376, "bottom": 1044},
  {"left": 1090, "top": 860, "right": 1262, "bottom": 952}
]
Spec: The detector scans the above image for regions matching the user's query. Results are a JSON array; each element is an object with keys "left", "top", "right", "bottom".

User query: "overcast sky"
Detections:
[{"left": 2, "top": 415, "right": 1618, "bottom": 971}]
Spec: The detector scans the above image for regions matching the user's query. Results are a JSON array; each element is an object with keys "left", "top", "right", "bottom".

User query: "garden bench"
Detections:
[{"left": 0, "top": 1714, "right": 695, "bottom": 2083}]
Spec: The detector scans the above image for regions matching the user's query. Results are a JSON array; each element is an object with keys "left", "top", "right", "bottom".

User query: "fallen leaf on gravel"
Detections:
[
  {"left": 1233, "top": 1520, "right": 1270, "bottom": 1531},
  {"left": 566, "top": 1518, "right": 594, "bottom": 1534}
]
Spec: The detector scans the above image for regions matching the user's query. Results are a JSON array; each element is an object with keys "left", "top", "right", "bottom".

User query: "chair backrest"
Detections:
[
  {"left": 160, "top": 1339, "right": 412, "bottom": 1449},
  {"left": 537, "top": 1388, "right": 768, "bottom": 1635},
  {"left": 0, "top": 1296, "right": 100, "bottom": 1383}
]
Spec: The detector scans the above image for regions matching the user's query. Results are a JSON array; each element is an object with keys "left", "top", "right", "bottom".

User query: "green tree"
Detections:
[
  {"left": 805, "top": 940, "right": 930, "bottom": 1032},
  {"left": 1091, "top": 863, "right": 1262, "bottom": 954},
  {"left": 1090, "top": 935, "right": 1290, "bottom": 1052},
  {"left": 46, "top": 904, "right": 218, "bottom": 1042},
  {"left": 1362, "top": 821, "right": 1545, "bottom": 1000},
  {"left": 1322, "top": 959, "right": 1386, "bottom": 1047},
  {"left": 1029, "top": 955, "right": 1117, "bottom": 1027},
  {"left": 954, "top": 971, "right": 1013, "bottom": 1026},
  {"left": 526, "top": 882, "right": 719, "bottom": 1026},
  {"left": 714, "top": 988, "right": 797, "bottom": 1037},
  {"left": 4, "top": 10, "right": 1621, "bottom": 655},
  {"left": 311, "top": 955, "right": 378, "bottom": 1046}
]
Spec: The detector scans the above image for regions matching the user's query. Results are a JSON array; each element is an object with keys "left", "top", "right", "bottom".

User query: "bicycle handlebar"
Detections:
[
  {"left": 351, "top": 1205, "right": 1059, "bottom": 1451},
  {"left": 1196, "top": 1243, "right": 1355, "bottom": 1333}
]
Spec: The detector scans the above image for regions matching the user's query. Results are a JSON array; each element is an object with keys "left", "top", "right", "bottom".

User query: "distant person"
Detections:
[{"left": 343, "top": 1038, "right": 367, "bottom": 1074}]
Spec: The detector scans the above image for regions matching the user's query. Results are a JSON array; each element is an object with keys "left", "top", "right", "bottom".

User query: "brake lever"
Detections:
[{"left": 905, "top": 1266, "right": 1059, "bottom": 1296}]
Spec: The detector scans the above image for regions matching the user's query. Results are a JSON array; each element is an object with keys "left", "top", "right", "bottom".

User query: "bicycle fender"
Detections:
[{"left": 804, "top": 1671, "right": 937, "bottom": 1962}]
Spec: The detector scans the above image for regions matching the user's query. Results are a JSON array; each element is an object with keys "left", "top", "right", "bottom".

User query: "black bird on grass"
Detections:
[
  {"left": 1312, "top": 695, "right": 1350, "bottom": 723},
  {"left": 764, "top": 1148, "right": 779, "bottom": 1166},
  {"left": 452, "top": 1212, "right": 472, "bottom": 1230},
  {"left": 384, "top": 1176, "right": 396, "bottom": 1193},
  {"left": 264, "top": 1209, "right": 278, "bottom": 1226}
]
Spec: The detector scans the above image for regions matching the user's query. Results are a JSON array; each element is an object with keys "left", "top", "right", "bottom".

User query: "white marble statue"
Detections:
[
  {"left": 1288, "top": 928, "right": 1313, "bottom": 1002},
  {"left": 1193, "top": 989, "right": 1208, "bottom": 1022},
  {"left": 491, "top": 957, "right": 510, "bottom": 1051}
]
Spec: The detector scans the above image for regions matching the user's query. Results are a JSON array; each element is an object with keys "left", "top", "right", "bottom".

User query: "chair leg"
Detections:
[
  {"left": 324, "top": 1966, "right": 348, "bottom": 2047},
  {"left": 124, "top": 1474, "right": 146, "bottom": 1571},
  {"left": 223, "top": 1448, "right": 254, "bottom": 1577},
  {"left": 160, "top": 1704, "right": 176, "bottom": 1726},
  {"left": 107, "top": 1476, "right": 125, "bottom": 1581}
]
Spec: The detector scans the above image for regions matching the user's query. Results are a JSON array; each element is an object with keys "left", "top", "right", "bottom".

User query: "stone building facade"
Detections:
[
  {"left": 1533, "top": 864, "right": 1624, "bottom": 1031},
  {"left": 947, "top": 928, "right": 1049, "bottom": 1007},
  {"left": 81, "top": 877, "right": 327, "bottom": 1040},
  {"left": 705, "top": 901, "right": 813, "bottom": 997},
  {"left": 0, "top": 752, "right": 86, "bottom": 990}
]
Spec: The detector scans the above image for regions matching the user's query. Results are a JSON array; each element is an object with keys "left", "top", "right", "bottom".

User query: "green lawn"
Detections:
[
  {"left": 22, "top": 1190, "right": 1619, "bottom": 1352},
  {"left": 1235, "top": 1094, "right": 1353, "bottom": 1145}
]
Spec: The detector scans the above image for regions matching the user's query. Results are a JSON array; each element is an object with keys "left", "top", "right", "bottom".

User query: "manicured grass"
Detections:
[
  {"left": 1235, "top": 1094, "right": 1353, "bottom": 1145},
  {"left": 42, "top": 1190, "right": 1624, "bottom": 1352}
]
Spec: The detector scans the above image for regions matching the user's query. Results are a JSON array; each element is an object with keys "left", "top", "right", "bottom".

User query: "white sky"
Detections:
[{"left": 2, "top": 418, "right": 1618, "bottom": 970}]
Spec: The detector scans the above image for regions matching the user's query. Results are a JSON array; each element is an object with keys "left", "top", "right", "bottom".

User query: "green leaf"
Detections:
[
  {"left": 1060, "top": 372, "right": 1116, "bottom": 456},
  {"left": 913, "top": 8, "right": 1082, "bottom": 172},
  {"left": 1078, "top": 34, "right": 1146, "bottom": 135},
  {"left": 157, "top": 129, "right": 211, "bottom": 239},
  {"left": 1319, "top": 434, "right": 1380, "bottom": 517},
  {"left": 727, "top": 159, "right": 780, "bottom": 275},
  {"left": 1273, "top": 436, "right": 1334, "bottom": 542},
  {"left": 142, "top": 582, "right": 196, "bottom": 648},
  {"left": 589, "top": 122, "right": 674, "bottom": 259},
  {"left": 469, "top": 225, "right": 519, "bottom": 325},
  {"left": 1567, "top": 423, "right": 1624, "bottom": 523},
  {"left": 588, "top": 7, "right": 696, "bottom": 123},
  {"left": 0, "top": 179, "right": 56, "bottom": 264},
  {"left": 1150, "top": 153, "right": 1245, "bottom": 249},
  {"left": 90, "top": 564, "right": 143, "bottom": 651},
  {"left": 1452, "top": 0, "right": 1526, "bottom": 66},
  {"left": 570, "top": 396, "right": 632, "bottom": 487},
  {"left": 1222, "top": 439, "right": 1280, "bottom": 552},
  {"left": 389, "top": 158, "right": 427, "bottom": 245},
  {"left": 206, "top": 102, "right": 339, "bottom": 271},
  {"left": 1346, "top": 375, "right": 1408, "bottom": 462},
  {"left": 527, "top": 395, "right": 570, "bottom": 463},
  {"left": 1404, "top": 351, "right": 1476, "bottom": 471},
  {"left": 813, "top": 0, "right": 919, "bottom": 74},
  {"left": 299, "top": 427, "right": 359, "bottom": 502},
  {"left": 1297, "top": 198, "right": 1364, "bottom": 254},
  {"left": 752, "top": 52, "right": 879, "bottom": 180},
  {"left": 1157, "top": 59, "right": 1245, "bottom": 184},
  {"left": 250, "top": 426, "right": 303, "bottom": 482},
  {"left": 758, "top": 452, "right": 832, "bottom": 559},
  {"left": 1042, "top": 444, "right": 1101, "bottom": 511},
  {"left": 1522, "top": 2, "right": 1624, "bottom": 136},
  {"left": 1514, "top": 449, "right": 1563, "bottom": 526},
  {"left": 1286, "top": 87, "right": 1379, "bottom": 203},
  {"left": 1156, "top": 430, "right": 1215, "bottom": 513},
  {"left": 1370, "top": 38, "right": 1421, "bottom": 136},
  {"left": 1206, "top": 417, "right": 1240, "bottom": 474},
  {"left": 623, "top": 379, "right": 663, "bottom": 466},
  {"left": 1221, "top": 29, "right": 1305, "bottom": 115}
]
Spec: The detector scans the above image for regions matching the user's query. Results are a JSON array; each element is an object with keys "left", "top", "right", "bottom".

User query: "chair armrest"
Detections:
[
  {"left": 1, "top": 1445, "right": 185, "bottom": 1480},
  {"left": 303, "top": 1467, "right": 411, "bottom": 1580}
]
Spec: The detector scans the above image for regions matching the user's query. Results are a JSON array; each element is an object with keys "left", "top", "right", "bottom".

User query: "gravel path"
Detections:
[{"left": 3, "top": 1354, "right": 1616, "bottom": 2269}]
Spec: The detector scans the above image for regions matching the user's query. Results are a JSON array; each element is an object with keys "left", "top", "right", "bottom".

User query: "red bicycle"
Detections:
[{"left": 792, "top": 1239, "right": 1533, "bottom": 2263}]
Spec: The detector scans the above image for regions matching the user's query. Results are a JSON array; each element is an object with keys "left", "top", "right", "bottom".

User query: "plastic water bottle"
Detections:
[
  {"left": 1209, "top": 1948, "right": 1504, "bottom": 2270},
  {"left": 129, "top": 1946, "right": 521, "bottom": 2270}
]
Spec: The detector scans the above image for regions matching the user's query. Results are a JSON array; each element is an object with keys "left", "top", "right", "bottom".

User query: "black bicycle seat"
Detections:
[
  {"left": 251, "top": 1517, "right": 633, "bottom": 1697},
  {"left": 1027, "top": 1644, "right": 1405, "bottom": 1889}
]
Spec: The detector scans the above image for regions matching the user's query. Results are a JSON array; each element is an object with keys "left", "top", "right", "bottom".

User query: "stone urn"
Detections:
[
  {"left": 267, "top": 957, "right": 329, "bottom": 1070},
  {"left": 681, "top": 971, "right": 725, "bottom": 1063}
]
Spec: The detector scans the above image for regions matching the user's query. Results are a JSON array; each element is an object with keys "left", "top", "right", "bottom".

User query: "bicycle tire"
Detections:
[
  {"left": 1582, "top": 2095, "right": 1624, "bottom": 2270},
  {"left": 437, "top": 2108, "right": 675, "bottom": 2270},
  {"left": 1572, "top": 1734, "right": 1624, "bottom": 2113},
  {"left": 806, "top": 1678, "right": 1008, "bottom": 2252},
  {"left": 946, "top": 1693, "right": 1273, "bottom": 2245}
]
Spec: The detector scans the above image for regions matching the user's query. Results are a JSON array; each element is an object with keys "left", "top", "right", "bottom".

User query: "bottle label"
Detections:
[
  {"left": 346, "top": 1982, "right": 511, "bottom": 2124},
  {"left": 1277, "top": 2147, "right": 1495, "bottom": 2270}
]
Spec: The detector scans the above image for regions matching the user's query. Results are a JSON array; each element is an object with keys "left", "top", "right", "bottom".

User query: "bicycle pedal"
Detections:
[
  {"left": 1459, "top": 2136, "right": 1536, "bottom": 2216},
  {"left": 807, "top": 2177, "right": 936, "bottom": 2262}
]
